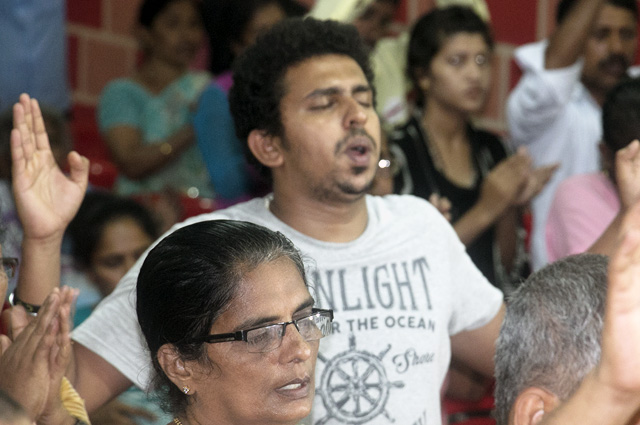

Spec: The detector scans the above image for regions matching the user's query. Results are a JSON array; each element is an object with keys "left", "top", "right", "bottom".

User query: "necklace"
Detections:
[
  {"left": 419, "top": 113, "right": 478, "bottom": 187},
  {"left": 419, "top": 122, "right": 446, "bottom": 174},
  {"left": 173, "top": 418, "right": 183, "bottom": 425}
]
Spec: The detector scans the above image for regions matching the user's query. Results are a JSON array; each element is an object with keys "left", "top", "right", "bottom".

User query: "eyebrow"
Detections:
[
  {"left": 305, "top": 84, "right": 372, "bottom": 100},
  {"left": 235, "top": 297, "right": 316, "bottom": 330}
]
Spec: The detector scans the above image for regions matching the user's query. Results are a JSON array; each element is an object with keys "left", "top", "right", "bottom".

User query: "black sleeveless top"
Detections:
[{"left": 389, "top": 114, "right": 508, "bottom": 287}]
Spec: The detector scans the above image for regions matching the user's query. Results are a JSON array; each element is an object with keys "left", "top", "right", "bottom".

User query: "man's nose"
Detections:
[{"left": 344, "top": 98, "right": 368, "bottom": 128}]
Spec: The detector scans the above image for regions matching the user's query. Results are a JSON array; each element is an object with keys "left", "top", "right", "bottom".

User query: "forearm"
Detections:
[
  {"left": 15, "top": 233, "right": 64, "bottom": 306},
  {"left": 454, "top": 201, "right": 505, "bottom": 246},
  {"left": 71, "top": 343, "right": 132, "bottom": 413},
  {"left": 545, "top": 0, "right": 604, "bottom": 69},
  {"left": 111, "top": 125, "right": 195, "bottom": 180},
  {"left": 450, "top": 303, "right": 505, "bottom": 378}
]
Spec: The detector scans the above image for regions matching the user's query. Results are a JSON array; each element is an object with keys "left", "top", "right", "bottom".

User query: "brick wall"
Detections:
[{"left": 66, "top": 0, "right": 561, "bottom": 158}]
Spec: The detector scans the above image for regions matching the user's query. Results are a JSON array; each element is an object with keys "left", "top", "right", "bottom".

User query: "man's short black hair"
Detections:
[
  {"left": 602, "top": 76, "right": 640, "bottom": 152},
  {"left": 557, "top": 0, "right": 638, "bottom": 24},
  {"left": 228, "top": 17, "right": 374, "bottom": 175}
]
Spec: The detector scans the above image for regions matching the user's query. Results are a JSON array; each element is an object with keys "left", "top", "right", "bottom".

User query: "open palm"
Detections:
[{"left": 11, "top": 94, "right": 89, "bottom": 240}]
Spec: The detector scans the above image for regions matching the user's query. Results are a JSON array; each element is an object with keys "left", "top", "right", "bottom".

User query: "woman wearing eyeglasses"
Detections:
[{"left": 136, "top": 219, "right": 333, "bottom": 425}]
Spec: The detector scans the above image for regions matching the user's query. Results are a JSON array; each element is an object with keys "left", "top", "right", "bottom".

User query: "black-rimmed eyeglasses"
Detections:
[
  {"left": 189, "top": 308, "right": 334, "bottom": 353},
  {"left": 2, "top": 257, "right": 18, "bottom": 279}
]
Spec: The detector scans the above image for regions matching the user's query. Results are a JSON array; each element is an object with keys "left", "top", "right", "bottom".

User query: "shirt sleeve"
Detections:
[
  {"left": 432, "top": 201, "right": 503, "bottom": 335},
  {"left": 71, "top": 262, "right": 152, "bottom": 388},
  {"left": 97, "top": 81, "right": 144, "bottom": 133},
  {"left": 506, "top": 41, "right": 584, "bottom": 148},
  {"left": 71, "top": 210, "right": 230, "bottom": 389}
]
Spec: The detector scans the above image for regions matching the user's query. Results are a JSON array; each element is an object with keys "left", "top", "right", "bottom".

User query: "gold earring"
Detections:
[{"left": 182, "top": 386, "right": 190, "bottom": 395}]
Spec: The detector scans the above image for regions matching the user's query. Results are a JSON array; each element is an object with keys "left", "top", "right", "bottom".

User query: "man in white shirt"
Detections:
[{"left": 507, "top": 0, "right": 638, "bottom": 270}]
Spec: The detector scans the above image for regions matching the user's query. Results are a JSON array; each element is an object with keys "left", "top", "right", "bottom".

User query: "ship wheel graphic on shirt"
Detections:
[{"left": 314, "top": 333, "right": 405, "bottom": 424}]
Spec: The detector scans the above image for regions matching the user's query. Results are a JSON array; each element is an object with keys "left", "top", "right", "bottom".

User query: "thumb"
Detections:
[{"left": 67, "top": 151, "right": 90, "bottom": 187}]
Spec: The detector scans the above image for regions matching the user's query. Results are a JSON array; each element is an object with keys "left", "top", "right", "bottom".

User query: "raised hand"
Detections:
[
  {"left": 477, "top": 148, "right": 531, "bottom": 216},
  {"left": 514, "top": 163, "right": 558, "bottom": 206},
  {"left": 614, "top": 139, "right": 640, "bottom": 211},
  {"left": 428, "top": 193, "right": 452, "bottom": 222},
  {"left": 11, "top": 93, "right": 89, "bottom": 242},
  {"left": 597, "top": 201, "right": 640, "bottom": 398}
]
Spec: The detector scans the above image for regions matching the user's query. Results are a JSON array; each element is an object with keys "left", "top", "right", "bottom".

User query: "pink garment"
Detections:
[
  {"left": 215, "top": 71, "right": 234, "bottom": 94},
  {"left": 546, "top": 172, "right": 619, "bottom": 262}
]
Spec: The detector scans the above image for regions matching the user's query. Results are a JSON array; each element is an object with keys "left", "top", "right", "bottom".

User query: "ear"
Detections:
[
  {"left": 157, "top": 343, "right": 194, "bottom": 390},
  {"left": 511, "top": 387, "right": 561, "bottom": 425},
  {"left": 412, "top": 67, "right": 430, "bottom": 92},
  {"left": 247, "top": 129, "right": 284, "bottom": 169},
  {"left": 418, "top": 76, "right": 431, "bottom": 92}
]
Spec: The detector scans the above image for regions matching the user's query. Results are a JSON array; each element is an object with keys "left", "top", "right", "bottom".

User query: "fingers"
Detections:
[
  {"left": 618, "top": 139, "right": 640, "bottom": 161},
  {"left": 8, "top": 304, "right": 30, "bottom": 341},
  {"left": 3, "top": 292, "right": 61, "bottom": 369},
  {"left": 67, "top": 151, "right": 90, "bottom": 188},
  {"left": 615, "top": 141, "right": 640, "bottom": 210},
  {"left": 55, "top": 287, "right": 76, "bottom": 367},
  {"left": 0, "top": 246, "right": 6, "bottom": 305},
  {"left": 535, "top": 163, "right": 558, "bottom": 182},
  {"left": 12, "top": 94, "right": 52, "bottom": 166},
  {"left": 30, "top": 98, "right": 52, "bottom": 152},
  {"left": 14, "top": 95, "right": 36, "bottom": 160},
  {"left": 610, "top": 203, "right": 640, "bottom": 274},
  {"left": 0, "top": 335, "right": 10, "bottom": 356},
  {"left": 29, "top": 292, "right": 62, "bottom": 365},
  {"left": 440, "top": 196, "right": 452, "bottom": 211}
]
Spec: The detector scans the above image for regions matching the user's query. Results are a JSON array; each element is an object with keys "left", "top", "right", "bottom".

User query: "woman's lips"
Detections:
[{"left": 275, "top": 376, "right": 312, "bottom": 399}]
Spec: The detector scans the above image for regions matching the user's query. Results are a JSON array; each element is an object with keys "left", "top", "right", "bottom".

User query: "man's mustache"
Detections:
[
  {"left": 598, "top": 54, "right": 630, "bottom": 70},
  {"left": 334, "top": 128, "right": 378, "bottom": 155}
]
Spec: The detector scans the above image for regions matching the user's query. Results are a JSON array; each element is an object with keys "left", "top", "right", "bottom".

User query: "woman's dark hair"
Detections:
[
  {"left": 408, "top": 6, "right": 494, "bottom": 107},
  {"left": 67, "top": 191, "right": 159, "bottom": 269},
  {"left": 136, "top": 219, "right": 307, "bottom": 416},
  {"left": 229, "top": 17, "right": 373, "bottom": 178},
  {"left": 202, "top": 0, "right": 307, "bottom": 75},
  {"left": 138, "top": 0, "right": 203, "bottom": 28}
]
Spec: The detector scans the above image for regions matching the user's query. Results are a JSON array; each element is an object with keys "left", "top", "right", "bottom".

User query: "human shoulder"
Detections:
[
  {"left": 101, "top": 78, "right": 147, "bottom": 98},
  {"left": 182, "top": 71, "right": 212, "bottom": 89},
  {"left": 98, "top": 79, "right": 150, "bottom": 129},
  {"left": 555, "top": 172, "right": 615, "bottom": 202},
  {"left": 178, "top": 197, "right": 270, "bottom": 226},
  {"left": 197, "top": 82, "right": 228, "bottom": 109},
  {"left": 99, "top": 78, "right": 153, "bottom": 110},
  {"left": 367, "top": 194, "right": 450, "bottom": 226}
]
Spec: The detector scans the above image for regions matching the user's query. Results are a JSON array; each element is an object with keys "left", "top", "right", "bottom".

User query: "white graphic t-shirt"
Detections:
[{"left": 73, "top": 194, "right": 503, "bottom": 425}]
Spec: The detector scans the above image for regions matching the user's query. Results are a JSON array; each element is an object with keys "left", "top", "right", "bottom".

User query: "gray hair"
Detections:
[{"left": 494, "top": 254, "right": 608, "bottom": 425}]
